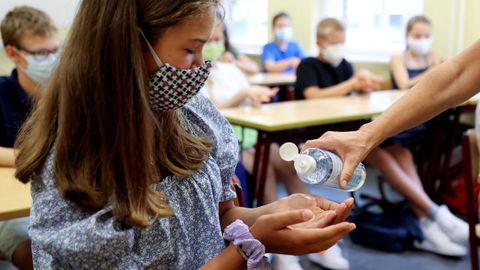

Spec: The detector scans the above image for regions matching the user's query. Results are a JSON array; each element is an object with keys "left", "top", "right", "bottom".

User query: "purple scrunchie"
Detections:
[{"left": 223, "top": 219, "right": 271, "bottom": 270}]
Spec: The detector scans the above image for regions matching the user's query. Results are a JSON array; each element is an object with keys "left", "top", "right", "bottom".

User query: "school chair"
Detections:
[
  {"left": 231, "top": 177, "right": 245, "bottom": 207},
  {"left": 378, "top": 77, "right": 392, "bottom": 91},
  {"left": 461, "top": 129, "right": 480, "bottom": 270}
]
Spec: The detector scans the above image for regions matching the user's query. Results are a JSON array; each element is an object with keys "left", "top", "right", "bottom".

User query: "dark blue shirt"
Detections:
[
  {"left": 261, "top": 41, "right": 305, "bottom": 73},
  {"left": 294, "top": 57, "right": 354, "bottom": 100},
  {"left": 391, "top": 67, "right": 428, "bottom": 89},
  {"left": 0, "top": 69, "right": 32, "bottom": 147}
]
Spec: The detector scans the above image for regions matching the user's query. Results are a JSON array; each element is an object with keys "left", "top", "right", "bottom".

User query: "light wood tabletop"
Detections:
[
  {"left": 221, "top": 90, "right": 407, "bottom": 132},
  {"left": 221, "top": 89, "right": 480, "bottom": 206},
  {"left": 0, "top": 168, "right": 31, "bottom": 221},
  {"left": 221, "top": 90, "right": 480, "bottom": 132},
  {"left": 248, "top": 72, "right": 296, "bottom": 86}
]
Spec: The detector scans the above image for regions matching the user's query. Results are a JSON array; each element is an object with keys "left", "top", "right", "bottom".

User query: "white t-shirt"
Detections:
[{"left": 201, "top": 61, "right": 250, "bottom": 107}]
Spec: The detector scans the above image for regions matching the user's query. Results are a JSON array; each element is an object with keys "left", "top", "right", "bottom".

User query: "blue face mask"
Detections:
[{"left": 16, "top": 48, "right": 58, "bottom": 85}]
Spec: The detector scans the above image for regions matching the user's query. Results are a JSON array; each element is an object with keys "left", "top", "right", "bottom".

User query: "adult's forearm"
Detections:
[{"left": 361, "top": 41, "right": 480, "bottom": 147}]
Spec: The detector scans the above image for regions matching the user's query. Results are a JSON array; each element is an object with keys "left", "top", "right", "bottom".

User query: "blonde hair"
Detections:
[
  {"left": 15, "top": 0, "right": 220, "bottom": 228},
  {"left": 316, "top": 18, "right": 345, "bottom": 40},
  {"left": 1, "top": 6, "right": 57, "bottom": 47}
]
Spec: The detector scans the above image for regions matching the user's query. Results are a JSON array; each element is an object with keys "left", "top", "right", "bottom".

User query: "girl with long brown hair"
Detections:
[{"left": 14, "top": 0, "right": 355, "bottom": 268}]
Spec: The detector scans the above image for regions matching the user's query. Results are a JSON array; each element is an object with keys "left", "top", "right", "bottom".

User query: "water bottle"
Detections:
[{"left": 279, "top": 142, "right": 366, "bottom": 191}]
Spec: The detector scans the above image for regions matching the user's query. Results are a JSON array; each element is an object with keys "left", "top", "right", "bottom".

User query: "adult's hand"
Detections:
[{"left": 303, "top": 128, "right": 376, "bottom": 189}]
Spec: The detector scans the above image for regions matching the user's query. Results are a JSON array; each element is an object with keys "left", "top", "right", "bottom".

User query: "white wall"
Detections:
[
  {"left": 0, "top": 0, "right": 80, "bottom": 29},
  {"left": 0, "top": 1, "right": 81, "bottom": 74}
]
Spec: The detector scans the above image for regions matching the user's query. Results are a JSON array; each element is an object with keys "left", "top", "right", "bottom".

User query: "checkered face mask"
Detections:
[{"left": 141, "top": 31, "right": 212, "bottom": 111}]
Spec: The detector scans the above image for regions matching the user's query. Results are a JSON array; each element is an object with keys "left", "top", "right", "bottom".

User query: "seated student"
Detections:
[
  {"left": 203, "top": 22, "right": 332, "bottom": 270},
  {"left": 202, "top": 21, "right": 276, "bottom": 108},
  {"left": 0, "top": 6, "right": 60, "bottom": 270},
  {"left": 389, "top": 14, "right": 470, "bottom": 253},
  {"left": 217, "top": 26, "right": 259, "bottom": 75},
  {"left": 296, "top": 17, "right": 469, "bottom": 261},
  {"left": 261, "top": 12, "right": 304, "bottom": 74},
  {"left": 390, "top": 15, "right": 443, "bottom": 90},
  {"left": 388, "top": 15, "right": 443, "bottom": 153},
  {"left": 202, "top": 21, "right": 306, "bottom": 204}
]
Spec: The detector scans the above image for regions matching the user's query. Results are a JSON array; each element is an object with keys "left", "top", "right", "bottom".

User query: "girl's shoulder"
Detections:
[
  {"left": 182, "top": 94, "right": 236, "bottom": 142},
  {"left": 184, "top": 93, "right": 223, "bottom": 121},
  {"left": 390, "top": 52, "right": 405, "bottom": 64}
]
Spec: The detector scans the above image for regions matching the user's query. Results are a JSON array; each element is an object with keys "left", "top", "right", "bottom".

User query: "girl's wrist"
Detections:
[{"left": 223, "top": 219, "right": 270, "bottom": 270}]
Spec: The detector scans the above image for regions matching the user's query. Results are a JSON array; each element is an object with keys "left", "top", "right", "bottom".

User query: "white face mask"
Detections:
[
  {"left": 321, "top": 43, "right": 345, "bottom": 67},
  {"left": 274, "top": 27, "right": 293, "bottom": 42},
  {"left": 407, "top": 38, "right": 432, "bottom": 56}
]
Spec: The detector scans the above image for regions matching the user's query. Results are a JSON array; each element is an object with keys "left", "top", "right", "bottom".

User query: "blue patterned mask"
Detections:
[{"left": 140, "top": 31, "right": 212, "bottom": 111}]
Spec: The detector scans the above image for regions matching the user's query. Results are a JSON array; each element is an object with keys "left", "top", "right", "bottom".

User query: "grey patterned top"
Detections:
[{"left": 29, "top": 94, "right": 239, "bottom": 269}]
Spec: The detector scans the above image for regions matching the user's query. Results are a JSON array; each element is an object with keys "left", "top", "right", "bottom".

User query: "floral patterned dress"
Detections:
[{"left": 29, "top": 94, "right": 239, "bottom": 269}]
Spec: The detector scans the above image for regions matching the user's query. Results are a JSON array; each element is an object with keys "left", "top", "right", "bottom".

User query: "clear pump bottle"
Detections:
[{"left": 279, "top": 142, "right": 366, "bottom": 191}]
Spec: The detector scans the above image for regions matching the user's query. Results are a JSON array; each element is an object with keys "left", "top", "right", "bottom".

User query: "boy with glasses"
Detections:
[{"left": 0, "top": 6, "right": 59, "bottom": 270}]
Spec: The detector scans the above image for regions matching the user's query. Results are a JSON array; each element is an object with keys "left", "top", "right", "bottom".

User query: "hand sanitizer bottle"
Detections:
[{"left": 279, "top": 142, "right": 365, "bottom": 191}]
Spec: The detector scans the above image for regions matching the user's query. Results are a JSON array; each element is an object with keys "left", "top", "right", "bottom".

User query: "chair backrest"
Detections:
[
  {"left": 461, "top": 129, "right": 480, "bottom": 270},
  {"left": 231, "top": 180, "right": 245, "bottom": 207},
  {"left": 463, "top": 129, "right": 479, "bottom": 182}
]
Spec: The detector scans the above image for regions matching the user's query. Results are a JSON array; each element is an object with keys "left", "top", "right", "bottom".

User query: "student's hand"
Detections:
[
  {"left": 289, "top": 57, "right": 301, "bottom": 70},
  {"left": 247, "top": 86, "right": 279, "bottom": 107},
  {"left": 249, "top": 209, "right": 356, "bottom": 255},
  {"left": 268, "top": 193, "right": 354, "bottom": 226},
  {"left": 354, "top": 69, "right": 383, "bottom": 93},
  {"left": 303, "top": 128, "right": 375, "bottom": 189}
]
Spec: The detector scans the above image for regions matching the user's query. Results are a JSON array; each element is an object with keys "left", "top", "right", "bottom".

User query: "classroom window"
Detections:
[
  {"left": 222, "top": 0, "right": 268, "bottom": 54},
  {"left": 323, "top": 0, "right": 424, "bottom": 62}
]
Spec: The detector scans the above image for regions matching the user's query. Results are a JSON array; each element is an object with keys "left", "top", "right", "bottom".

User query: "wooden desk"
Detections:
[
  {"left": 222, "top": 90, "right": 405, "bottom": 131},
  {"left": 222, "top": 90, "right": 406, "bottom": 205},
  {"left": 248, "top": 73, "right": 296, "bottom": 86},
  {"left": 221, "top": 90, "right": 479, "bottom": 206},
  {"left": 0, "top": 168, "right": 31, "bottom": 221}
]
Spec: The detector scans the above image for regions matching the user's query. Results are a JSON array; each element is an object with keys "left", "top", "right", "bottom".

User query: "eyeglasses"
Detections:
[{"left": 16, "top": 46, "right": 61, "bottom": 61}]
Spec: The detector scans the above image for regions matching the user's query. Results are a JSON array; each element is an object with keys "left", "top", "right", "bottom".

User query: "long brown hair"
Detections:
[{"left": 15, "top": 0, "right": 219, "bottom": 227}]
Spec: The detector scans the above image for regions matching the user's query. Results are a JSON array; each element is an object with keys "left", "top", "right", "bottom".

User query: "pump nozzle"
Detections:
[{"left": 279, "top": 142, "right": 299, "bottom": 161}]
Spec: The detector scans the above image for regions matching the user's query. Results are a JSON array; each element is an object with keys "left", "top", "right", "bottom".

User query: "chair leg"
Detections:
[{"left": 469, "top": 237, "right": 478, "bottom": 270}]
